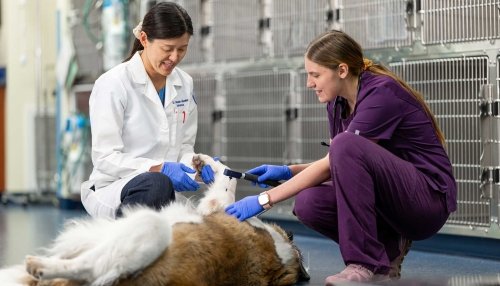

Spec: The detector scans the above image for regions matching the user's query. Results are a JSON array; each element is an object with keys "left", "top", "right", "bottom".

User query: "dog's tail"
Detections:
[{"left": 0, "top": 265, "right": 35, "bottom": 286}]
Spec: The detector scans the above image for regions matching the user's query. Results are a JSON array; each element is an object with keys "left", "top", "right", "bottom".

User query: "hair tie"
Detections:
[
  {"left": 132, "top": 21, "right": 143, "bottom": 40},
  {"left": 363, "top": 58, "right": 373, "bottom": 71}
]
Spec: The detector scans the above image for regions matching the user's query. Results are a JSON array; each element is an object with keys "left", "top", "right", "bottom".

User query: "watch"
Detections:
[{"left": 258, "top": 192, "right": 273, "bottom": 210}]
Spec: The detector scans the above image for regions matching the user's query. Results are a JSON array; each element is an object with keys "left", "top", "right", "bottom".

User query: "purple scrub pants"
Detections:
[{"left": 293, "top": 132, "right": 450, "bottom": 274}]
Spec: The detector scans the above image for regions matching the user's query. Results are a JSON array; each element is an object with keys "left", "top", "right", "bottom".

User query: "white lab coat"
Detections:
[{"left": 81, "top": 52, "right": 197, "bottom": 218}]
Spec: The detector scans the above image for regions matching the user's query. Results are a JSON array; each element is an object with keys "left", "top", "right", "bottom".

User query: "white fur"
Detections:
[
  {"left": 26, "top": 207, "right": 172, "bottom": 285},
  {"left": 195, "top": 155, "right": 236, "bottom": 215},
  {"left": 160, "top": 201, "right": 203, "bottom": 226},
  {"left": 247, "top": 217, "right": 295, "bottom": 265},
  {"left": 0, "top": 265, "right": 27, "bottom": 286},
  {"left": 1, "top": 154, "right": 292, "bottom": 285}
]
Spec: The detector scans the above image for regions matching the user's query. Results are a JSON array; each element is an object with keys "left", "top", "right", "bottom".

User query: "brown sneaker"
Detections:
[
  {"left": 325, "top": 264, "right": 390, "bottom": 286},
  {"left": 389, "top": 237, "right": 412, "bottom": 279}
]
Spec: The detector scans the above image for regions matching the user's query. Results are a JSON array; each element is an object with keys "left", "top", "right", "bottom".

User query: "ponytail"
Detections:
[
  {"left": 124, "top": 39, "right": 143, "bottom": 62},
  {"left": 364, "top": 63, "right": 446, "bottom": 146}
]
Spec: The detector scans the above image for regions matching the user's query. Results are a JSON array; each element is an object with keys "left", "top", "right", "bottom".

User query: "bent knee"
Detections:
[
  {"left": 293, "top": 189, "right": 322, "bottom": 225},
  {"left": 121, "top": 172, "right": 175, "bottom": 209},
  {"left": 330, "top": 132, "right": 372, "bottom": 162}
]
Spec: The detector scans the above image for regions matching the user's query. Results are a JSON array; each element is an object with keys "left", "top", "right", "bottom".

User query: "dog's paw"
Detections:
[
  {"left": 192, "top": 154, "right": 220, "bottom": 174},
  {"left": 25, "top": 255, "right": 46, "bottom": 279}
]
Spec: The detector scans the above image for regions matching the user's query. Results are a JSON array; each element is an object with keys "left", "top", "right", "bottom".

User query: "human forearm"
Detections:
[
  {"left": 267, "top": 156, "right": 331, "bottom": 204},
  {"left": 288, "top": 163, "right": 313, "bottom": 176}
]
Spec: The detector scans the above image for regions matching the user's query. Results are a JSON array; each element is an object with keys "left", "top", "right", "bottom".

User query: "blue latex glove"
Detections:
[
  {"left": 225, "top": 195, "right": 263, "bottom": 221},
  {"left": 161, "top": 162, "right": 200, "bottom": 192},
  {"left": 246, "top": 164, "right": 292, "bottom": 188},
  {"left": 201, "top": 165, "right": 214, "bottom": 184},
  {"left": 200, "top": 157, "right": 219, "bottom": 184}
]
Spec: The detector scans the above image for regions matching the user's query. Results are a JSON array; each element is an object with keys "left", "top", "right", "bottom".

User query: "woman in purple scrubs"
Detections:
[{"left": 225, "top": 30, "right": 457, "bottom": 285}]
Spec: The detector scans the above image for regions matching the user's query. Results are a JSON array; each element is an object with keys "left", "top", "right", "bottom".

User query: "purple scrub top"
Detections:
[{"left": 327, "top": 71, "right": 457, "bottom": 212}]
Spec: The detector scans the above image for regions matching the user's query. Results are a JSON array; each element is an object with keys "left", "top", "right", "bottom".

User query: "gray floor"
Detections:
[{"left": 1, "top": 204, "right": 500, "bottom": 286}]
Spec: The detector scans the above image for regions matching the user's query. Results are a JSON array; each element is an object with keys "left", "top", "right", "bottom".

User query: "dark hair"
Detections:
[
  {"left": 306, "top": 30, "right": 446, "bottom": 146},
  {"left": 124, "top": 2, "right": 193, "bottom": 61}
]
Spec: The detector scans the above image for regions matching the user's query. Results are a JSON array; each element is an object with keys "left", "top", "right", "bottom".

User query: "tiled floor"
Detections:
[{"left": 1, "top": 204, "right": 500, "bottom": 285}]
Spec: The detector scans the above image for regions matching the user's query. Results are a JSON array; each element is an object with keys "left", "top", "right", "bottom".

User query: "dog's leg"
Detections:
[
  {"left": 192, "top": 154, "right": 237, "bottom": 215},
  {"left": 25, "top": 255, "right": 90, "bottom": 281},
  {"left": 45, "top": 218, "right": 115, "bottom": 259},
  {"left": 26, "top": 208, "right": 172, "bottom": 285}
]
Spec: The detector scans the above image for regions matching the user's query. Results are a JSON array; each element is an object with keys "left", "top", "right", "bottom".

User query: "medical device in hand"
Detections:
[{"left": 223, "top": 169, "right": 281, "bottom": 187}]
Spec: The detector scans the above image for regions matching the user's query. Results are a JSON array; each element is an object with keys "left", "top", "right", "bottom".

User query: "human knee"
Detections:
[
  {"left": 121, "top": 172, "right": 174, "bottom": 207},
  {"left": 330, "top": 132, "right": 368, "bottom": 163},
  {"left": 294, "top": 190, "right": 321, "bottom": 225},
  {"left": 146, "top": 172, "right": 174, "bottom": 201},
  {"left": 147, "top": 172, "right": 174, "bottom": 208}
]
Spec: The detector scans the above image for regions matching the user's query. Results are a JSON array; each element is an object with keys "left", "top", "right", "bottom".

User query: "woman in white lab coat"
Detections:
[{"left": 81, "top": 2, "right": 214, "bottom": 218}]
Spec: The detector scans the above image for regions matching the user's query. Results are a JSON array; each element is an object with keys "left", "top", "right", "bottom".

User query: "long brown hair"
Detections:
[
  {"left": 306, "top": 30, "right": 445, "bottom": 146},
  {"left": 124, "top": 2, "right": 193, "bottom": 62}
]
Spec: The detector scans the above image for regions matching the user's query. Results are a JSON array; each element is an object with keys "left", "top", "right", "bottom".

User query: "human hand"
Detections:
[
  {"left": 246, "top": 165, "right": 292, "bottom": 188},
  {"left": 199, "top": 157, "right": 220, "bottom": 184},
  {"left": 161, "top": 162, "right": 200, "bottom": 191},
  {"left": 225, "top": 195, "right": 263, "bottom": 221},
  {"left": 201, "top": 165, "right": 214, "bottom": 184}
]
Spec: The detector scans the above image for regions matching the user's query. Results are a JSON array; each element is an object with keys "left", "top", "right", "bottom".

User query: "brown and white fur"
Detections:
[{"left": 0, "top": 154, "right": 302, "bottom": 286}]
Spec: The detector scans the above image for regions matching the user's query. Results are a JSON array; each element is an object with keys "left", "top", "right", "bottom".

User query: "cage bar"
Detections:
[
  {"left": 192, "top": 73, "right": 217, "bottom": 156},
  {"left": 222, "top": 70, "right": 290, "bottom": 197},
  {"left": 391, "top": 56, "right": 490, "bottom": 227},
  {"left": 272, "top": 0, "right": 329, "bottom": 58},
  {"left": 212, "top": 0, "right": 262, "bottom": 62},
  {"left": 421, "top": 0, "right": 500, "bottom": 45},
  {"left": 296, "top": 70, "right": 330, "bottom": 163},
  {"left": 175, "top": 0, "right": 204, "bottom": 64},
  {"left": 339, "top": 0, "right": 413, "bottom": 50}
]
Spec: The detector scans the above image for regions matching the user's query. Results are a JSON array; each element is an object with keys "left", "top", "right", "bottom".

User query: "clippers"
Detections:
[{"left": 223, "top": 169, "right": 281, "bottom": 187}]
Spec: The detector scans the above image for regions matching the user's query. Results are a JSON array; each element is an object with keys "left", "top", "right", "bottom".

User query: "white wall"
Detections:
[{"left": 4, "top": 0, "right": 57, "bottom": 192}]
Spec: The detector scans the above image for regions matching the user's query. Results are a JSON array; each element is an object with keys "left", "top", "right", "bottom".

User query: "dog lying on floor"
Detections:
[{"left": 0, "top": 154, "right": 306, "bottom": 286}]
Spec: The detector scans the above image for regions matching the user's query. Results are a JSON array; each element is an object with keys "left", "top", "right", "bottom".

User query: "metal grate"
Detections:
[
  {"left": 421, "top": 0, "right": 500, "bottom": 45},
  {"left": 272, "top": 0, "right": 329, "bottom": 57},
  {"left": 297, "top": 70, "right": 330, "bottom": 163},
  {"left": 174, "top": 0, "right": 204, "bottom": 64},
  {"left": 498, "top": 56, "right": 500, "bottom": 105},
  {"left": 391, "top": 56, "right": 490, "bottom": 227},
  {"left": 339, "top": 0, "right": 413, "bottom": 50},
  {"left": 192, "top": 73, "right": 217, "bottom": 156},
  {"left": 212, "top": 0, "right": 262, "bottom": 62},
  {"left": 223, "top": 70, "right": 290, "bottom": 197}
]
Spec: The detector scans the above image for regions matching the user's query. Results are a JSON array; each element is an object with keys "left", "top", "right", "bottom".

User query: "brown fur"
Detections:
[
  {"left": 116, "top": 212, "right": 300, "bottom": 286},
  {"left": 25, "top": 213, "right": 300, "bottom": 286}
]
